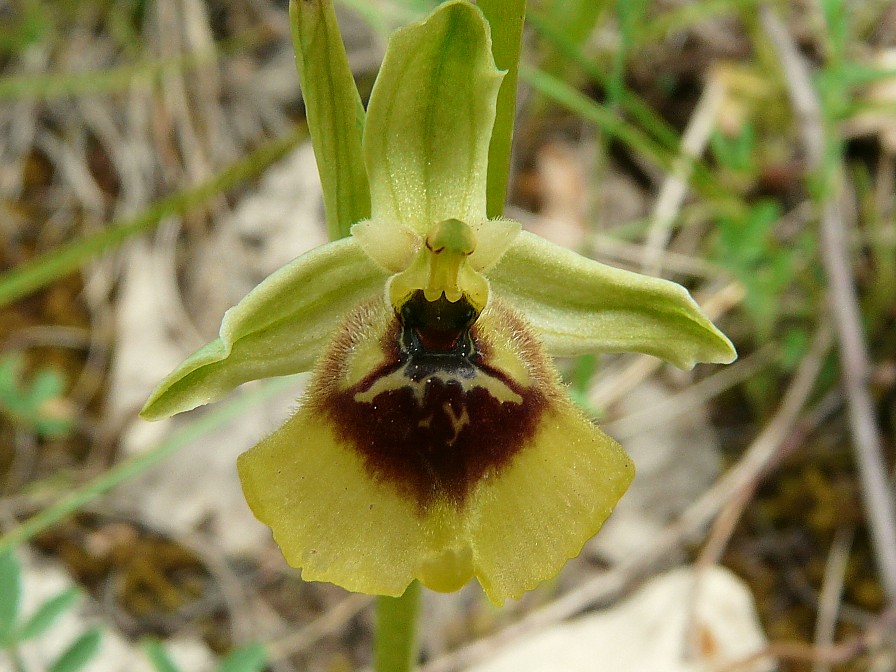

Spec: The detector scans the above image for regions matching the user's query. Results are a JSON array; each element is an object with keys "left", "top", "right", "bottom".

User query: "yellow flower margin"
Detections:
[{"left": 141, "top": 2, "right": 736, "bottom": 606}]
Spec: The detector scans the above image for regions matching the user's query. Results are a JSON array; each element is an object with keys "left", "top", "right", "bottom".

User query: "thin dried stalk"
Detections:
[{"left": 761, "top": 5, "right": 896, "bottom": 601}]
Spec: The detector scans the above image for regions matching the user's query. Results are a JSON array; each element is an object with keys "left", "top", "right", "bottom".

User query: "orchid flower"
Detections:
[{"left": 141, "top": 1, "right": 735, "bottom": 606}]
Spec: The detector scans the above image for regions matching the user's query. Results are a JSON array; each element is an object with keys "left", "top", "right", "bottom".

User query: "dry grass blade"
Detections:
[
  {"left": 812, "top": 527, "right": 854, "bottom": 672},
  {"left": 267, "top": 593, "right": 372, "bottom": 661},
  {"left": 760, "top": 5, "right": 896, "bottom": 601},
  {"left": 642, "top": 71, "right": 727, "bottom": 276}
]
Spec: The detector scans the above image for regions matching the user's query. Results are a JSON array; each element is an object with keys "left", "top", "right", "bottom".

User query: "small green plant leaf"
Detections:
[
  {"left": 0, "top": 355, "right": 73, "bottom": 439},
  {"left": 0, "top": 550, "right": 21, "bottom": 644},
  {"left": 711, "top": 125, "right": 756, "bottom": 174},
  {"left": 142, "top": 639, "right": 183, "bottom": 672},
  {"left": 215, "top": 643, "right": 267, "bottom": 672},
  {"left": 837, "top": 63, "right": 896, "bottom": 86},
  {"left": 49, "top": 628, "right": 102, "bottom": 672},
  {"left": 18, "top": 587, "right": 81, "bottom": 642},
  {"left": 28, "top": 369, "right": 65, "bottom": 404}
]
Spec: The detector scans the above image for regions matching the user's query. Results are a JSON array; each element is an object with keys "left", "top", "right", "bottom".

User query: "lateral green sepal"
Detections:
[
  {"left": 140, "top": 238, "right": 388, "bottom": 420},
  {"left": 488, "top": 232, "right": 737, "bottom": 369}
]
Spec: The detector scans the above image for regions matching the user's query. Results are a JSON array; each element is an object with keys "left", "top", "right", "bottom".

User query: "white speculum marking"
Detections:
[{"left": 353, "top": 363, "right": 524, "bottom": 407}]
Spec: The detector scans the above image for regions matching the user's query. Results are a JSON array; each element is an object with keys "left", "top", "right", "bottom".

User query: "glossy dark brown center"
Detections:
[{"left": 321, "top": 293, "right": 545, "bottom": 511}]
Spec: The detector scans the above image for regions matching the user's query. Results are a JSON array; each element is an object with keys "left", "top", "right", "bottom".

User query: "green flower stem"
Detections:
[
  {"left": 0, "top": 376, "right": 299, "bottom": 555},
  {"left": 374, "top": 582, "right": 421, "bottom": 672},
  {"left": 479, "top": 0, "right": 527, "bottom": 218},
  {"left": 0, "top": 125, "right": 307, "bottom": 309}
]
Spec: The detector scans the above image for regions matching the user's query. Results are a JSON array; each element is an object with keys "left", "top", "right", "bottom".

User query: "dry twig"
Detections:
[{"left": 713, "top": 602, "right": 896, "bottom": 672}]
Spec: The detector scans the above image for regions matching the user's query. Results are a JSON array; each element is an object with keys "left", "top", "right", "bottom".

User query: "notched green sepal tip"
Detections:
[
  {"left": 140, "top": 339, "right": 228, "bottom": 421},
  {"left": 489, "top": 232, "right": 737, "bottom": 369}
]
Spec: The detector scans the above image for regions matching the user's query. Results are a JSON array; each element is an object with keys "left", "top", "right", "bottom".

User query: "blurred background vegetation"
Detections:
[{"left": 0, "top": 0, "right": 895, "bottom": 670}]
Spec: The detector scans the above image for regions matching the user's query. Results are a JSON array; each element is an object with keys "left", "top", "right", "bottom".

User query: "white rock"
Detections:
[
  {"left": 468, "top": 566, "right": 771, "bottom": 672},
  {"left": 107, "top": 237, "right": 187, "bottom": 454}
]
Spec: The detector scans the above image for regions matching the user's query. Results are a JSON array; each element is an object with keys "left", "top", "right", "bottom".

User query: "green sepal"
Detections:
[
  {"left": 363, "top": 1, "right": 504, "bottom": 234},
  {"left": 290, "top": 0, "right": 370, "bottom": 239},
  {"left": 140, "top": 238, "right": 388, "bottom": 420},
  {"left": 488, "top": 231, "right": 737, "bottom": 369}
]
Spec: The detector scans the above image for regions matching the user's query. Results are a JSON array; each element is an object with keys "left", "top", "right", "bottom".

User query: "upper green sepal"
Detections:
[
  {"left": 363, "top": 1, "right": 504, "bottom": 234},
  {"left": 488, "top": 232, "right": 737, "bottom": 369},
  {"left": 140, "top": 238, "right": 388, "bottom": 420}
]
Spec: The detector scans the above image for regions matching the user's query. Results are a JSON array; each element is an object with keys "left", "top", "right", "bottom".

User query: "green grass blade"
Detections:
[
  {"left": 527, "top": 10, "right": 680, "bottom": 151},
  {"left": 0, "top": 376, "right": 299, "bottom": 555},
  {"left": 608, "top": 0, "right": 648, "bottom": 109},
  {"left": 335, "top": 0, "right": 392, "bottom": 37},
  {"left": 520, "top": 65, "right": 672, "bottom": 168},
  {"left": 525, "top": 0, "right": 608, "bottom": 123},
  {"left": 0, "top": 29, "right": 269, "bottom": 101},
  {"left": 0, "top": 57, "right": 198, "bottom": 100},
  {"left": 0, "top": 126, "right": 307, "bottom": 309},
  {"left": 142, "top": 640, "right": 183, "bottom": 672},
  {"left": 635, "top": 0, "right": 760, "bottom": 46},
  {"left": 17, "top": 588, "right": 80, "bottom": 642},
  {"left": 520, "top": 65, "right": 728, "bottom": 203},
  {"left": 0, "top": 550, "right": 21, "bottom": 644},
  {"left": 479, "top": 0, "right": 527, "bottom": 218},
  {"left": 216, "top": 643, "right": 267, "bottom": 672},
  {"left": 290, "top": 0, "right": 371, "bottom": 240},
  {"left": 49, "top": 629, "right": 101, "bottom": 672}
]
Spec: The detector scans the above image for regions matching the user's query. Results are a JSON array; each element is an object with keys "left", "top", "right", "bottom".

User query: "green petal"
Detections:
[
  {"left": 363, "top": 1, "right": 503, "bottom": 233},
  {"left": 488, "top": 232, "right": 737, "bottom": 369},
  {"left": 140, "top": 238, "right": 387, "bottom": 420}
]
